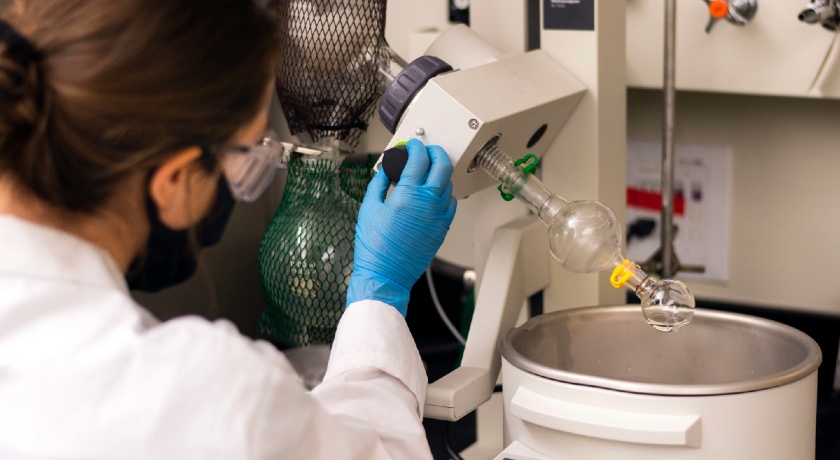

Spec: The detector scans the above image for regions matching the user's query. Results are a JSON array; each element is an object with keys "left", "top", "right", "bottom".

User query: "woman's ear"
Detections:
[{"left": 148, "top": 147, "right": 203, "bottom": 230}]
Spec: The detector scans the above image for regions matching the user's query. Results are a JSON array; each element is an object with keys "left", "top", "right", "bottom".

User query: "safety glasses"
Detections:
[{"left": 219, "top": 129, "right": 285, "bottom": 202}]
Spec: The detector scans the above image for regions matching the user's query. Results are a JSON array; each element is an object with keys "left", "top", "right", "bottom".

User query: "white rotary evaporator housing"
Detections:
[
  {"left": 374, "top": 24, "right": 587, "bottom": 420},
  {"left": 375, "top": 24, "right": 696, "bottom": 419},
  {"left": 375, "top": 24, "right": 821, "bottom": 460}
]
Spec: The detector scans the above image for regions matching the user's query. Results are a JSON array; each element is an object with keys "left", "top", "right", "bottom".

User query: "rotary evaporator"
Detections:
[
  {"left": 371, "top": 16, "right": 700, "bottom": 418},
  {"left": 369, "top": 12, "right": 820, "bottom": 460},
  {"left": 261, "top": 1, "right": 822, "bottom": 458}
]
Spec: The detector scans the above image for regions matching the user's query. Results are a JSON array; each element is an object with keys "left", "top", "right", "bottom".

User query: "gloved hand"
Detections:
[{"left": 347, "top": 138, "right": 457, "bottom": 316}]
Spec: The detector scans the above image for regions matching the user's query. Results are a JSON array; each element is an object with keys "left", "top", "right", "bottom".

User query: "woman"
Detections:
[{"left": 0, "top": 0, "right": 456, "bottom": 459}]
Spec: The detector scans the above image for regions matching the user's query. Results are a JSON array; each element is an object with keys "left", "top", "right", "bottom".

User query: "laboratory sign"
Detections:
[{"left": 544, "top": 0, "right": 594, "bottom": 31}]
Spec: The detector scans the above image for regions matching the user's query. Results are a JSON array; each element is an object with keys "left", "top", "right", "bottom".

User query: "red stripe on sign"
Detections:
[{"left": 627, "top": 187, "right": 684, "bottom": 216}]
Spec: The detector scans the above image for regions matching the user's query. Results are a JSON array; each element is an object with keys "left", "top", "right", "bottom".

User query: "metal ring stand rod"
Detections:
[{"left": 661, "top": 0, "right": 677, "bottom": 278}]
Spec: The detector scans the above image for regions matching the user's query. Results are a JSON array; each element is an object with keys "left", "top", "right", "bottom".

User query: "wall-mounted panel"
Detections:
[{"left": 627, "top": 0, "right": 840, "bottom": 98}]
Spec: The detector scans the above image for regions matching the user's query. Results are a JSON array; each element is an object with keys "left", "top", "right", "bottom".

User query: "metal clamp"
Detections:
[{"left": 279, "top": 142, "right": 329, "bottom": 166}]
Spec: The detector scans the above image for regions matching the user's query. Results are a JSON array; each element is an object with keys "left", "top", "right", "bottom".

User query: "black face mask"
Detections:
[{"left": 126, "top": 176, "right": 235, "bottom": 292}]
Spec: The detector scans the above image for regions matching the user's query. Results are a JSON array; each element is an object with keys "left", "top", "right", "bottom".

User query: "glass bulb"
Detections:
[
  {"left": 547, "top": 200, "right": 624, "bottom": 273},
  {"left": 547, "top": 203, "right": 696, "bottom": 332},
  {"left": 636, "top": 277, "right": 695, "bottom": 332},
  {"left": 473, "top": 137, "right": 696, "bottom": 332}
]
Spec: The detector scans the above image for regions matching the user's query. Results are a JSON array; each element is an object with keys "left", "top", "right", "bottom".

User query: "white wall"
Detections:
[
  {"left": 628, "top": 88, "right": 840, "bottom": 315},
  {"left": 625, "top": 0, "right": 840, "bottom": 315},
  {"left": 627, "top": 0, "right": 840, "bottom": 99}
]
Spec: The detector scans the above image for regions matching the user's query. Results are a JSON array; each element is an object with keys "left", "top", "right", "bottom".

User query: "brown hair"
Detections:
[{"left": 0, "top": 0, "right": 280, "bottom": 212}]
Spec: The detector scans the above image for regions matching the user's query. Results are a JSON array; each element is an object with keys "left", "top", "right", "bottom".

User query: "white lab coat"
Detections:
[{"left": 0, "top": 215, "right": 433, "bottom": 459}]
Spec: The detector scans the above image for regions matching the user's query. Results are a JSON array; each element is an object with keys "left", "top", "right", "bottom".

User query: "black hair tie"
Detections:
[{"left": 0, "top": 19, "right": 39, "bottom": 68}]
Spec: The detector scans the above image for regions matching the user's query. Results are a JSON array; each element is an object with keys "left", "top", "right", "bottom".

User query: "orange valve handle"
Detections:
[{"left": 708, "top": 0, "right": 728, "bottom": 19}]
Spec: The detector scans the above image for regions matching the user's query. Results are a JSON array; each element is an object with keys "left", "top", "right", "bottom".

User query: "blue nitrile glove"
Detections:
[{"left": 347, "top": 138, "right": 457, "bottom": 316}]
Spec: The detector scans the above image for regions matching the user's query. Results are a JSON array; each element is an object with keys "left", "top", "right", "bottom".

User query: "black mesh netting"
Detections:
[
  {"left": 275, "top": 0, "right": 387, "bottom": 147},
  {"left": 259, "top": 156, "right": 376, "bottom": 346}
]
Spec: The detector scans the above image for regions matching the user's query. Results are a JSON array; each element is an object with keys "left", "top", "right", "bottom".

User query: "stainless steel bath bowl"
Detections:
[{"left": 500, "top": 305, "right": 822, "bottom": 396}]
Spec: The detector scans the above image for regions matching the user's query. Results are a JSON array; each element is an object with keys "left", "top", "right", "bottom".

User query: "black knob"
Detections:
[
  {"left": 379, "top": 56, "right": 453, "bottom": 134},
  {"left": 381, "top": 145, "right": 409, "bottom": 183}
]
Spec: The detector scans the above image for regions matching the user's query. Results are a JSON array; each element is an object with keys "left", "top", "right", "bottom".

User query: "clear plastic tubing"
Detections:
[{"left": 473, "top": 139, "right": 695, "bottom": 332}]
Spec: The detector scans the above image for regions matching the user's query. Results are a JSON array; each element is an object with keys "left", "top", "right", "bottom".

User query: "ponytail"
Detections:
[
  {"left": 0, "top": 18, "right": 46, "bottom": 196},
  {"left": 0, "top": 0, "right": 280, "bottom": 213}
]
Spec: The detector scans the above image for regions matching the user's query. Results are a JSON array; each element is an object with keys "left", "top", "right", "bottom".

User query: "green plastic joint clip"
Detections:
[{"left": 497, "top": 153, "right": 539, "bottom": 202}]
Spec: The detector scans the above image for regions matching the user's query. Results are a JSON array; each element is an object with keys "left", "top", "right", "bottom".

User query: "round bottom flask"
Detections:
[
  {"left": 547, "top": 200, "right": 696, "bottom": 332},
  {"left": 258, "top": 155, "right": 373, "bottom": 346},
  {"left": 474, "top": 137, "right": 696, "bottom": 332}
]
